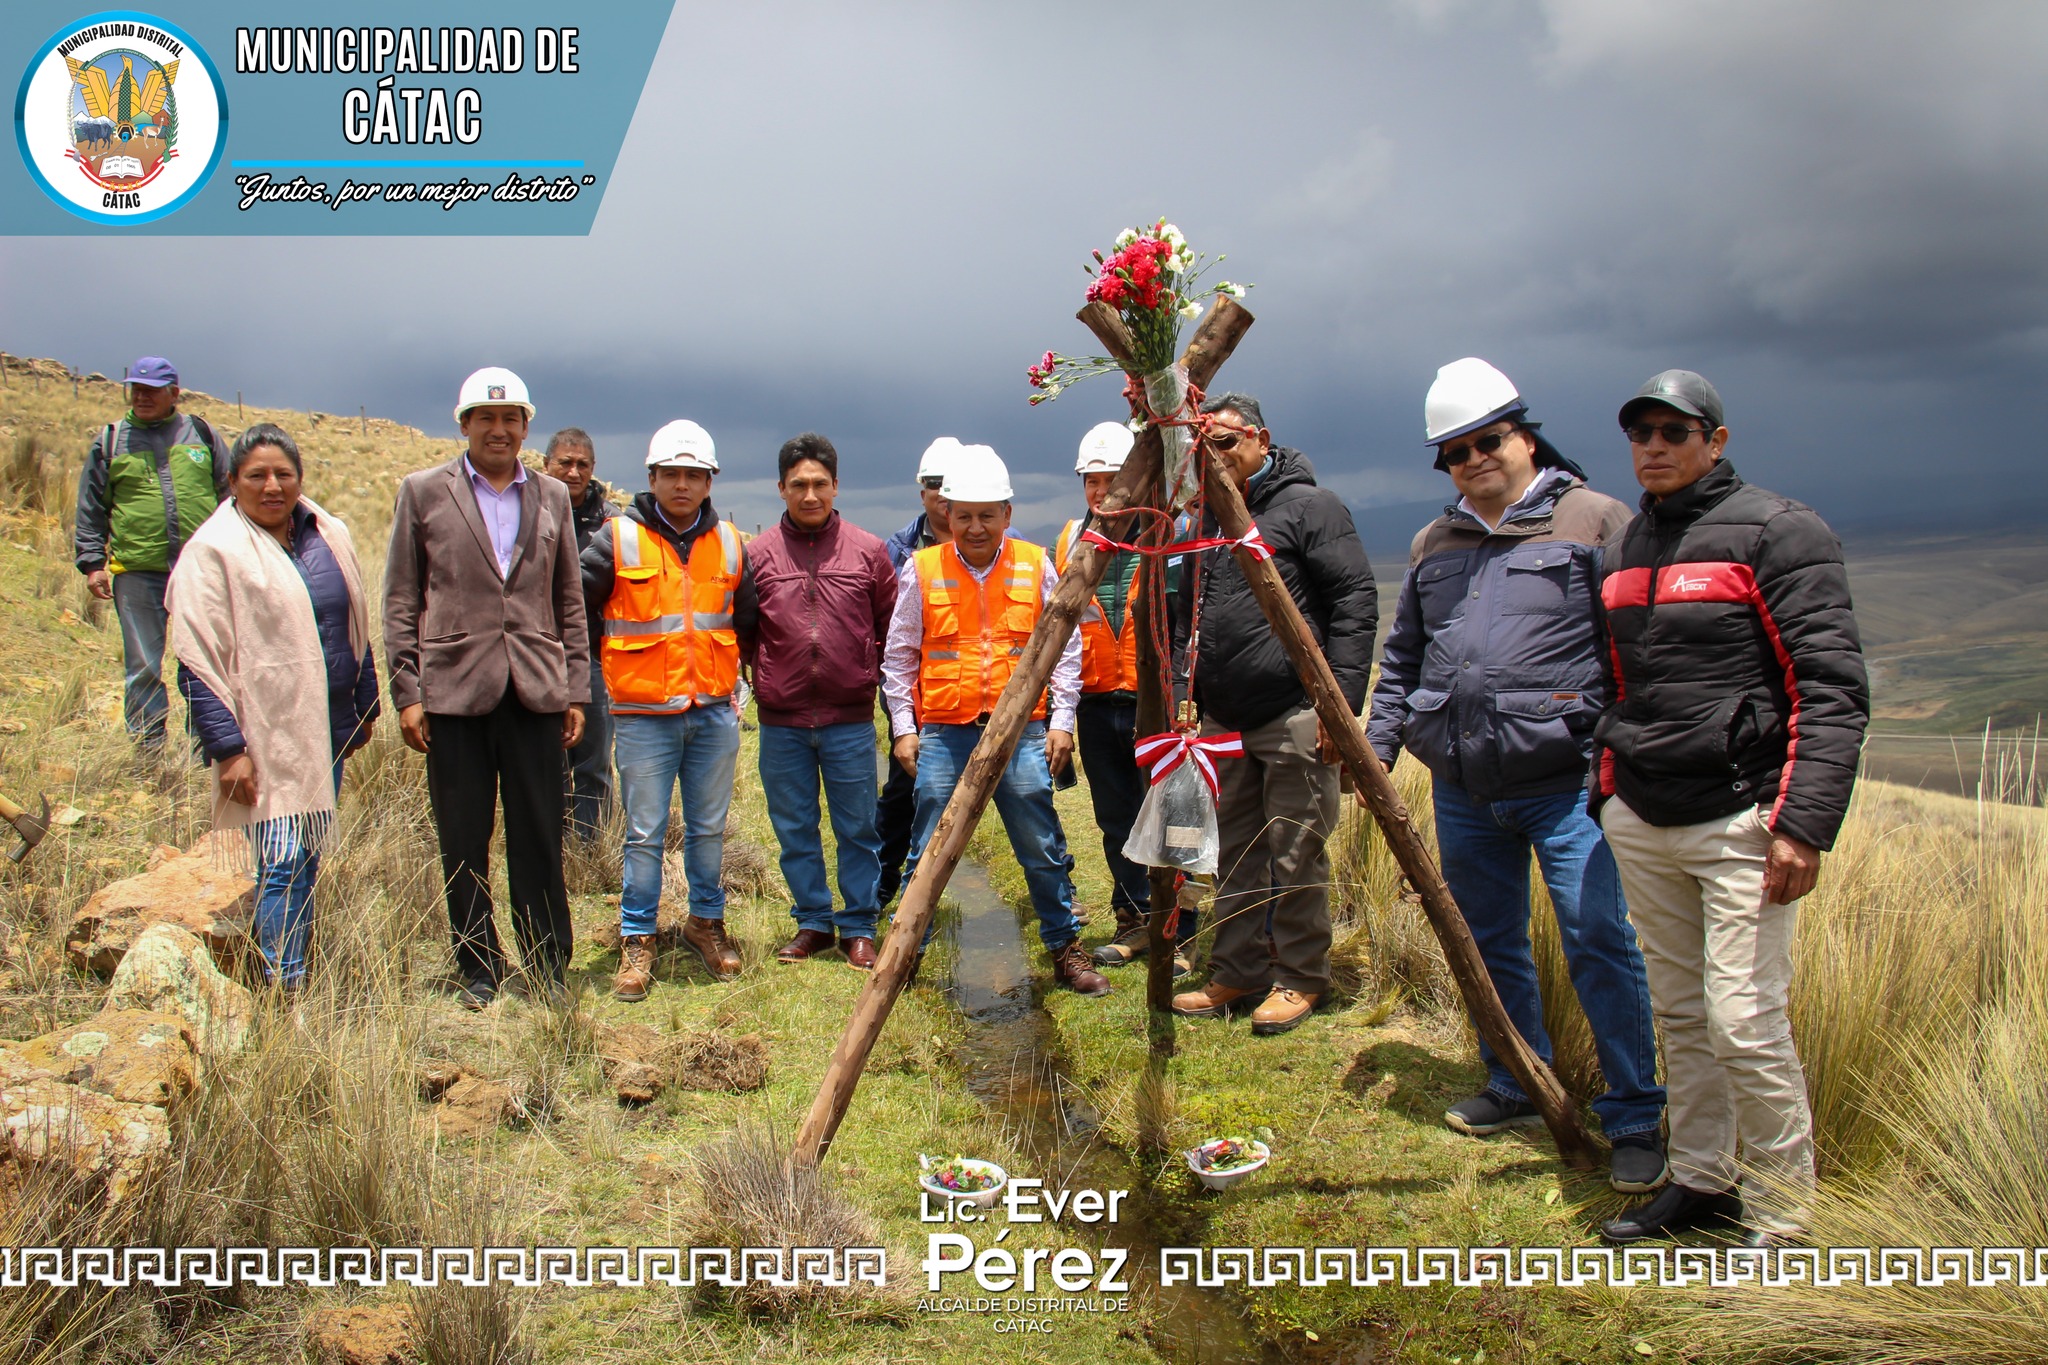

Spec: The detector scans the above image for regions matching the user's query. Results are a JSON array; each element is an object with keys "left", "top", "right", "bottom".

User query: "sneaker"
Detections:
[
  {"left": 1250, "top": 986, "right": 1319, "bottom": 1035},
  {"left": 1608, "top": 1135, "right": 1670, "bottom": 1194},
  {"left": 614, "top": 934, "right": 656, "bottom": 1002},
  {"left": 1443, "top": 1092, "right": 1544, "bottom": 1136},
  {"left": 1600, "top": 1182, "right": 1744, "bottom": 1245},
  {"left": 1050, "top": 942, "right": 1112, "bottom": 996}
]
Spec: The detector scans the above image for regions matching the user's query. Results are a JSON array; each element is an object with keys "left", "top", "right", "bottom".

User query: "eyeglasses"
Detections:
[
  {"left": 919, "top": 476, "right": 944, "bottom": 491},
  {"left": 1438, "top": 430, "right": 1515, "bottom": 467},
  {"left": 1625, "top": 421, "right": 1708, "bottom": 446},
  {"left": 1208, "top": 427, "right": 1263, "bottom": 452}
]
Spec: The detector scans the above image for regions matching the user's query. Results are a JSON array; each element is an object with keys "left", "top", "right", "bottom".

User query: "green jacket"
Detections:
[{"left": 74, "top": 410, "right": 230, "bottom": 574}]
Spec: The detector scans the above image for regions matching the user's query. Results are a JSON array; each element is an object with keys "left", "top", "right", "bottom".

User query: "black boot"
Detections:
[{"left": 1600, "top": 1182, "right": 1743, "bottom": 1244}]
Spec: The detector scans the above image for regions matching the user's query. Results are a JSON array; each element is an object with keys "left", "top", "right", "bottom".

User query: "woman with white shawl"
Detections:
[{"left": 168, "top": 423, "right": 380, "bottom": 989}]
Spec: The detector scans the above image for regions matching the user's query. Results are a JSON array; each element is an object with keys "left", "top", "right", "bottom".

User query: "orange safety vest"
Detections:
[
  {"left": 1054, "top": 519, "right": 1141, "bottom": 695},
  {"left": 602, "top": 514, "right": 743, "bottom": 716},
  {"left": 915, "top": 538, "right": 1049, "bottom": 725}
]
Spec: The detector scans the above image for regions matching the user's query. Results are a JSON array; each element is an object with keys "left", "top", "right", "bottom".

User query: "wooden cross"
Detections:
[{"left": 791, "top": 297, "right": 1596, "bottom": 1172}]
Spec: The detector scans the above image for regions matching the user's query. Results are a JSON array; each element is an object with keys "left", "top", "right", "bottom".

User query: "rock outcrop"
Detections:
[
  {"left": 67, "top": 836, "right": 252, "bottom": 978},
  {"left": 106, "top": 922, "right": 256, "bottom": 1059},
  {"left": 0, "top": 1010, "right": 198, "bottom": 1203}
]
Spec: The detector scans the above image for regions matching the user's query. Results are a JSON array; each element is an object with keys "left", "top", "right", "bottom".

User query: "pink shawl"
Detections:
[{"left": 166, "top": 495, "right": 369, "bottom": 862}]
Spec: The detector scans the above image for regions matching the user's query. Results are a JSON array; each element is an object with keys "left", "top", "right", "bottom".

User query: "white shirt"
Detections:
[
  {"left": 882, "top": 535, "right": 1082, "bottom": 738},
  {"left": 1459, "top": 465, "right": 1569, "bottom": 532}
]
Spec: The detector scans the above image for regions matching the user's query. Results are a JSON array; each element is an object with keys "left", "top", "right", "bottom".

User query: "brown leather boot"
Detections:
[
  {"left": 777, "top": 928, "right": 836, "bottom": 963},
  {"left": 683, "top": 915, "right": 742, "bottom": 981},
  {"left": 1050, "top": 942, "right": 1112, "bottom": 997},
  {"left": 1171, "top": 979, "right": 1259, "bottom": 1018},
  {"left": 1251, "top": 986, "right": 1319, "bottom": 1035},
  {"left": 1091, "top": 914, "right": 1149, "bottom": 967},
  {"left": 839, "top": 936, "right": 877, "bottom": 970},
  {"left": 614, "top": 934, "right": 656, "bottom": 1002}
]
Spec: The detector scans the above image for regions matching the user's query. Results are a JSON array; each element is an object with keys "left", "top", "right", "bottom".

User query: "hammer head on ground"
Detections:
[{"left": 5, "top": 794, "right": 49, "bottom": 864}]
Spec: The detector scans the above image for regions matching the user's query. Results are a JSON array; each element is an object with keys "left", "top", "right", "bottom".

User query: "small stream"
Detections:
[{"left": 938, "top": 860, "right": 1302, "bottom": 1364}]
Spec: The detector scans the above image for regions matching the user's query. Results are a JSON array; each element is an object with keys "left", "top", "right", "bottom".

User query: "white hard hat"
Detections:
[
  {"left": 940, "top": 444, "right": 1013, "bottom": 502},
  {"left": 1075, "top": 421, "right": 1135, "bottom": 474},
  {"left": 1424, "top": 357, "right": 1526, "bottom": 447},
  {"left": 916, "top": 436, "right": 964, "bottom": 482},
  {"left": 647, "top": 419, "right": 718, "bottom": 471},
  {"left": 454, "top": 366, "right": 534, "bottom": 423}
]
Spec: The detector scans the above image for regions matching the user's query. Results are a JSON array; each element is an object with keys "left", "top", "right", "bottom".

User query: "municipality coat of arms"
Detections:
[{"left": 64, "top": 50, "right": 178, "bottom": 188}]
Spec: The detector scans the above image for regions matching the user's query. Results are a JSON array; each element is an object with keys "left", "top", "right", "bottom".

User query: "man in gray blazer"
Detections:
[{"left": 384, "top": 366, "right": 589, "bottom": 1008}]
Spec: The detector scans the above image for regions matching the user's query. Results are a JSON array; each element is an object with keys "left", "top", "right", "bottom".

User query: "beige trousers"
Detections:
[{"left": 1599, "top": 797, "right": 1815, "bottom": 1233}]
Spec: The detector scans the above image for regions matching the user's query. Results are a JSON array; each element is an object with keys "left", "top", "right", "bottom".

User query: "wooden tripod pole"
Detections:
[
  {"left": 1191, "top": 446, "right": 1600, "bottom": 1171},
  {"left": 789, "top": 300, "right": 1255, "bottom": 1166}
]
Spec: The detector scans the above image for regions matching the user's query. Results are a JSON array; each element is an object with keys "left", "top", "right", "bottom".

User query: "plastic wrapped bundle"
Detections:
[{"left": 1124, "top": 760, "right": 1218, "bottom": 874}]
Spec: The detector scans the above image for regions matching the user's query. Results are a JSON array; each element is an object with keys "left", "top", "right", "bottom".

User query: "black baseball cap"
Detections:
[{"left": 1619, "top": 370, "right": 1724, "bottom": 432}]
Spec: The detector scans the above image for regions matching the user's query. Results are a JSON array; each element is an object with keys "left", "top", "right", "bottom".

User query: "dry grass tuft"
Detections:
[{"left": 683, "top": 1123, "right": 880, "bottom": 1315}]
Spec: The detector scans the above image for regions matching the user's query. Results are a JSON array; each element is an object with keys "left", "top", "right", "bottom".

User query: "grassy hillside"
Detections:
[{"left": 3, "top": 358, "right": 2047, "bottom": 1364}]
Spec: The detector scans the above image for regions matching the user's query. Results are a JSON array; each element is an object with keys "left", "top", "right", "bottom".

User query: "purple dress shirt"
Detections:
[{"left": 463, "top": 456, "right": 526, "bottom": 577}]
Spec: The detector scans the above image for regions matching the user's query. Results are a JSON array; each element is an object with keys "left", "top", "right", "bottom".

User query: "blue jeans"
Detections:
[
  {"left": 1433, "top": 782, "right": 1666, "bottom": 1139},
  {"left": 758, "top": 721, "right": 884, "bottom": 939},
  {"left": 113, "top": 569, "right": 172, "bottom": 749},
  {"left": 615, "top": 706, "right": 741, "bottom": 935},
  {"left": 904, "top": 721, "right": 1079, "bottom": 952},
  {"left": 251, "top": 758, "right": 344, "bottom": 987},
  {"left": 564, "top": 658, "right": 614, "bottom": 839}
]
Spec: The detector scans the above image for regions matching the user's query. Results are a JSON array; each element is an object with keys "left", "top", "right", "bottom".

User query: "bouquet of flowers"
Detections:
[{"left": 1027, "top": 220, "right": 1247, "bottom": 509}]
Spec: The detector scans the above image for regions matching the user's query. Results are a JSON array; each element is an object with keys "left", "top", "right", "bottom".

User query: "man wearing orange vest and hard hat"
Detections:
[
  {"left": 881, "top": 444, "right": 1112, "bottom": 996},
  {"left": 1052, "top": 421, "right": 1196, "bottom": 976},
  {"left": 581, "top": 419, "right": 758, "bottom": 999}
]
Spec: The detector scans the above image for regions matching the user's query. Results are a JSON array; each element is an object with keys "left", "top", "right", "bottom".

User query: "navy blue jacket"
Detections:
[
  {"left": 1368, "top": 473, "right": 1629, "bottom": 801},
  {"left": 180, "top": 503, "right": 380, "bottom": 762},
  {"left": 884, "top": 512, "right": 942, "bottom": 573}
]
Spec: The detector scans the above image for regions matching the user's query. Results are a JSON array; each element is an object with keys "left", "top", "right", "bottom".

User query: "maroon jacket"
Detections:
[{"left": 745, "top": 511, "right": 896, "bottom": 728}]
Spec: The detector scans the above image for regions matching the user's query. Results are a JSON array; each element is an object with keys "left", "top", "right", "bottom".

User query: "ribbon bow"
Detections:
[
  {"left": 1232, "top": 524, "right": 1274, "bottom": 562},
  {"left": 1132, "top": 729, "right": 1244, "bottom": 801},
  {"left": 1078, "top": 523, "right": 1275, "bottom": 561}
]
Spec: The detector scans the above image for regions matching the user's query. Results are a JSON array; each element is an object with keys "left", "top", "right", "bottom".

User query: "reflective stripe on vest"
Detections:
[
  {"left": 602, "top": 515, "right": 743, "bottom": 713},
  {"left": 1053, "top": 518, "right": 1141, "bottom": 695},
  {"left": 914, "top": 538, "right": 1049, "bottom": 725}
]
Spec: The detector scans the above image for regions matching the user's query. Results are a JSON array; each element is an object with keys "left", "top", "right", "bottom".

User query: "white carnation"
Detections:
[{"left": 1114, "top": 228, "right": 1139, "bottom": 249}]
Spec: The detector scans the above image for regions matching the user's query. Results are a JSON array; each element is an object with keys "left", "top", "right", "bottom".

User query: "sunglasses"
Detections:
[
  {"left": 919, "top": 476, "right": 944, "bottom": 491},
  {"left": 1625, "top": 421, "right": 1708, "bottom": 445},
  {"left": 1209, "top": 427, "right": 1263, "bottom": 452},
  {"left": 1438, "top": 429, "right": 1515, "bottom": 467}
]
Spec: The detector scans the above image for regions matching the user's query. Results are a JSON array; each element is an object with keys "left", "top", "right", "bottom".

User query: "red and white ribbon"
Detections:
[
  {"left": 1079, "top": 523, "right": 1275, "bottom": 562},
  {"left": 1132, "top": 729, "right": 1244, "bottom": 801},
  {"left": 1232, "top": 524, "right": 1274, "bottom": 562}
]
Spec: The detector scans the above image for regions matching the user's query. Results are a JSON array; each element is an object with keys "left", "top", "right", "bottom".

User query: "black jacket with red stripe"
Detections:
[{"left": 1590, "top": 459, "right": 1868, "bottom": 850}]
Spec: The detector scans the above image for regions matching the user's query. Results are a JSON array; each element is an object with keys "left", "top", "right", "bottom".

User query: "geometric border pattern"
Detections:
[
  {"left": 1158, "top": 1246, "right": 2048, "bottom": 1289},
  {"left": 0, "top": 1246, "right": 887, "bottom": 1289}
]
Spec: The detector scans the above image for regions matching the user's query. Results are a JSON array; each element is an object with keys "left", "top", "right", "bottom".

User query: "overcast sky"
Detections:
[{"left": 6, "top": 0, "right": 2046, "bottom": 549}]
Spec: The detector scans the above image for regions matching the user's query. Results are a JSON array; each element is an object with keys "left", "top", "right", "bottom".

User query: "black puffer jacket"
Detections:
[
  {"left": 1190, "top": 447, "right": 1377, "bottom": 733},
  {"left": 1591, "top": 459, "right": 1868, "bottom": 850}
]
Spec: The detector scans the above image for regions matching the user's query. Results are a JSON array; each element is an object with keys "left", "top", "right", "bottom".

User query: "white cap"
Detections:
[
  {"left": 1075, "top": 421, "right": 1135, "bottom": 474},
  {"left": 454, "top": 366, "right": 534, "bottom": 423},
  {"left": 917, "top": 436, "right": 964, "bottom": 481},
  {"left": 940, "top": 444, "right": 1013, "bottom": 502},
  {"left": 647, "top": 419, "right": 718, "bottom": 471},
  {"left": 1424, "top": 357, "right": 1526, "bottom": 447}
]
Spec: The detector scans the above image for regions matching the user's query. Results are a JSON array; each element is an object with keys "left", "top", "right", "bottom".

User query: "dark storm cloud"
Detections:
[{"left": 5, "top": 0, "right": 2044, "bottom": 543}]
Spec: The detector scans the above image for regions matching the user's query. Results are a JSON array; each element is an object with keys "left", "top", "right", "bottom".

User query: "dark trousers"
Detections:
[
  {"left": 425, "top": 689, "right": 574, "bottom": 988},
  {"left": 1077, "top": 693, "right": 1196, "bottom": 937},
  {"left": 875, "top": 746, "right": 917, "bottom": 908},
  {"left": 564, "top": 658, "right": 613, "bottom": 839}
]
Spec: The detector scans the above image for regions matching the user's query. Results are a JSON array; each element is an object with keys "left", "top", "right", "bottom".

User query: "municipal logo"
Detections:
[{"left": 15, "top": 12, "right": 228, "bottom": 225}]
